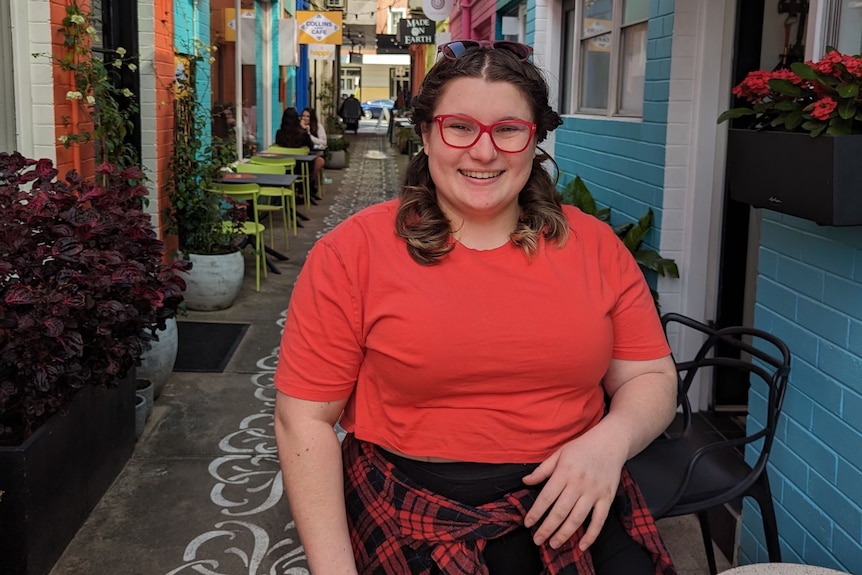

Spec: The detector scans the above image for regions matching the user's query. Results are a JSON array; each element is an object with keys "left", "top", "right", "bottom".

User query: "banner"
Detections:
[
  {"left": 297, "top": 11, "right": 343, "bottom": 45},
  {"left": 308, "top": 44, "right": 335, "bottom": 61},
  {"left": 422, "top": 0, "right": 453, "bottom": 22},
  {"left": 240, "top": 17, "right": 256, "bottom": 65},
  {"left": 279, "top": 19, "right": 298, "bottom": 66}
]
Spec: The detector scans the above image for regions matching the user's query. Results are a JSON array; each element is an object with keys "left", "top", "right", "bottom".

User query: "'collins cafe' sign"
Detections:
[{"left": 397, "top": 18, "right": 435, "bottom": 45}]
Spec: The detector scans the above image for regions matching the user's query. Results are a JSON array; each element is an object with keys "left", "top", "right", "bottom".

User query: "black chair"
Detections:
[{"left": 626, "top": 313, "right": 791, "bottom": 574}]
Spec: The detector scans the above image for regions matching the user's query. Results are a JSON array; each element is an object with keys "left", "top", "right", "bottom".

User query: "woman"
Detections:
[
  {"left": 274, "top": 40, "right": 679, "bottom": 575},
  {"left": 301, "top": 107, "right": 327, "bottom": 191},
  {"left": 275, "top": 107, "right": 319, "bottom": 200}
]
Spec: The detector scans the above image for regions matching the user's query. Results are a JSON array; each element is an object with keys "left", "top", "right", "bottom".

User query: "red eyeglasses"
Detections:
[
  {"left": 436, "top": 41, "right": 533, "bottom": 62},
  {"left": 433, "top": 114, "right": 537, "bottom": 153}
]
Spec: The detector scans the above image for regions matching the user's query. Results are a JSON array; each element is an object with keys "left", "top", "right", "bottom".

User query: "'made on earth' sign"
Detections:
[{"left": 397, "top": 18, "right": 435, "bottom": 45}]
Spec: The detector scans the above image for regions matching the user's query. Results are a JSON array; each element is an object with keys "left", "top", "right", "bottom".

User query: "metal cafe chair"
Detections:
[
  {"left": 626, "top": 313, "right": 792, "bottom": 574},
  {"left": 235, "top": 162, "right": 297, "bottom": 247},
  {"left": 210, "top": 184, "right": 266, "bottom": 292}
]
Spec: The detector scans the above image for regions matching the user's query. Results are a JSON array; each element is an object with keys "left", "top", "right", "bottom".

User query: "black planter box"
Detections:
[
  {"left": 726, "top": 129, "right": 862, "bottom": 226},
  {"left": 0, "top": 373, "right": 136, "bottom": 575}
]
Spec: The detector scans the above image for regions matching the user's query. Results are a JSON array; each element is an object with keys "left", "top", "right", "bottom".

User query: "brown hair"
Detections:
[{"left": 395, "top": 46, "right": 566, "bottom": 265}]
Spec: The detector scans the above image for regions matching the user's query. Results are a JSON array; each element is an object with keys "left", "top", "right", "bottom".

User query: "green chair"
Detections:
[
  {"left": 211, "top": 183, "right": 266, "bottom": 292},
  {"left": 236, "top": 162, "right": 297, "bottom": 246},
  {"left": 266, "top": 145, "right": 313, "bottom": 210}
]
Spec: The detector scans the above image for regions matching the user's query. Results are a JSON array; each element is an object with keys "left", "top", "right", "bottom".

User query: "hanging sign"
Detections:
[
  {"left": 397, "top": 18, "right": 435, "bottom": 45},
  {"left": 309, "top": 44, "right": 336, "bottom": 61},
  {"left": 422, "top": 0, "right": 453, "bottom": 22},
  {"left": 297, "top": 11, "right": 343, "bottom": 44}
]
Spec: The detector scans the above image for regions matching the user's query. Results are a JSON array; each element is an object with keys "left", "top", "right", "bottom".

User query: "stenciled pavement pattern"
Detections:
[{"left": 49, "top": 130, "right": 402, "bottom": 575}]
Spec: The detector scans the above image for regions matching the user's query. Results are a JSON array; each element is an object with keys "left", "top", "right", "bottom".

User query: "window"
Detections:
[
  {"left": 837, "top": 1, "right": 862, "bottom": 55},
  {"left": 560, "top": 0, "right": 649, "bottom": 117},
  {"left": 388, "top": 8, "right": 406, "bottom": 35},
  {"left": 0, "top": 0, "right": 15, "bottom": 152}
]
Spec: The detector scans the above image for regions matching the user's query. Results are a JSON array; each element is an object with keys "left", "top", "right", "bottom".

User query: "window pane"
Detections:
[
  {"left": 560, "top": 4, "right": 576, "bottom": 113},
  {"left": 623, "top": 0, "right": 649, "bottom": 26},
  {"left": 583, "top": 0, "right": 613, "bottom": 38},
  {"left": 837, "top": 3, "right": 862, "bottom": 55},
  {"left": 619, "top": 22, "right": 647, "bottom": 115},
  {"left": 580, "top": 36, "right": 610, "bottom": 110}
]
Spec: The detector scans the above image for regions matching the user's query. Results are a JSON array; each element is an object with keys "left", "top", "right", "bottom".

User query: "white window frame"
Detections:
[
  {"left": 0, "top": 0, "right": 15, "bottom": 152},
  {"left": 560, "top": 0, "right": 649, "bottom": 118},
  {"left": 388, "top": 7, "right": 406, "bottom": 35}
]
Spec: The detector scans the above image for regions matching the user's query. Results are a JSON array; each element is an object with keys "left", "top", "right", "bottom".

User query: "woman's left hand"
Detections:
[{"left": 521, "top": 429, "right": 628, "bottom": 551}]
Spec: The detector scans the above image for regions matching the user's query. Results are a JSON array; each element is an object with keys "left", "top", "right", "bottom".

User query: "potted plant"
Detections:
[
  {"left": 560, "top": 175, "right": 679, "bottom": 308},
  {"left": 325, "top": 135, "right": 350, "bottom": 169},
  {"left": 718, "top": 48, "right": 862, "bottom": 226},
  {"left": 0, "top": 154, "right": 187, "bottom": 575},
  {"left": 164, "top": 45, "right": 248, "bottom": 311}
]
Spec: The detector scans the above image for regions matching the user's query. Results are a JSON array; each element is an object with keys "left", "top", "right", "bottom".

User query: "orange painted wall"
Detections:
[
  {"left": 51, "top": 0, "right": 95, "bottom": 178},
  {"left": 154, "top": 0, "right": 177, "bottom": 251}
]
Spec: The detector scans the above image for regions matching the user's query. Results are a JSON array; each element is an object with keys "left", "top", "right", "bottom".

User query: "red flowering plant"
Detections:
[
  {"left": 0, "top": 153, "right": 189, "bottom": 444},
  {"left": 718, "top": 48, "right": 862, "bottom": 136}
]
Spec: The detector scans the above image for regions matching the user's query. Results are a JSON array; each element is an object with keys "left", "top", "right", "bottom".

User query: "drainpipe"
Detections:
[
  {"left": 235, "top": 0, "right": 243, "bottom": 159},
  {"left": 461, "top": 0, "right": 472, "bottom": 40}
]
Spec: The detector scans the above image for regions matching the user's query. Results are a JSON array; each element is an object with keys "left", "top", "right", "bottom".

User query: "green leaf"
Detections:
[
  {"left": 790, "top": 61, "right": 818, "bottom": 80},
  {"left": 717, "top": 108, "right": 755, "bottom": 123},
  {"left": 622, "top": 209, "right": 653, "bottom": 253},
  {"left": 838, "top": 99, "right": 856, "bottom": 120},
  {"left": 561, "top": 176, "right": 598, "bottom": 215},
  {"left": 836, "top": 82, "right": 859, "bottom": 98},
  {"left": 634, "top": 250, "right": 680, "bottom": 277},
  {"left": 785, "top": 112, "right": 805, "bottom": 131},
  {"left": 774, "top": 100, "right": 797, "bottom": 111},
  {"left": 769, "top": 78, "right": 803, "bottom": 96},
  {"left": 826, "top": 119, "right": 852, "bottom": 136}
]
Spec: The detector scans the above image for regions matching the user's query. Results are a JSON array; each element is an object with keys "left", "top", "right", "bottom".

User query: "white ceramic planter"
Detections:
[
  {"left": 138, "top": 317, "right": 178, "bottom": 398},
  {"left": 178, "top": 250, "right": 245, "bottom": 311},
  {"left": 326, "top": 149, "right": 347, "bottom": 169}
]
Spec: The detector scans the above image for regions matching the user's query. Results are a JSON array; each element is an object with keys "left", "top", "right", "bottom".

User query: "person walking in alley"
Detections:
[
  {"left": 339, "top": 94, "right": 362, "bottom": 133},
  {"left": 274, "top": 40, "right": 679, "bottom": 575}
]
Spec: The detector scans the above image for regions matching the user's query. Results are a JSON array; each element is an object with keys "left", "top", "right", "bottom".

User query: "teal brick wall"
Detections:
[
  {"left": 743, "top": 212, "right": 862, "bottom": 573},
  {"left": 553, "top": 0, "right": 673, "bottom": 253},
  {"left": 174, "top": 0, "right": 212, "bottom": 148},
  {"left": 525, "top": 0, "right": 535, "bottom": 47}
]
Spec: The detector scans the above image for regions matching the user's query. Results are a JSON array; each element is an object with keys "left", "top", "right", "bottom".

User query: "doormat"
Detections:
[{"left": 173, "top": 321, "right": 250, "bottom": 373}]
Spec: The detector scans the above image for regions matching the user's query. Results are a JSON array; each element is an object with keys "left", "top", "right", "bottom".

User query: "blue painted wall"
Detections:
[
  {"left": 174, "top": 0, "right": 212, "bottom": 150},
  {"left": 552, "top": 0, "right": 673, "bottom": 255},
  {"left": 742, "top": 212, "right": 862, "bottom": 573}
]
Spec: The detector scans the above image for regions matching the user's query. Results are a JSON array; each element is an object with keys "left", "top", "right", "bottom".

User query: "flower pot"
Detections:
[
  {"left": 135, "top": 378, "right": 154, "bottom": 420},
  {"left": 137, "top": 317, "right": 178, "bottom": 398},
  {"left": 0, "top": 372, "right": 135, "bottom": 575},
  {"left": 177, "top": 250, "right": 245, "bottom": 311},
  {"left": 326, "top": 149, "right": 347, "bottom": 169},
  {"left": 726, "top": 129, "right": 862, "bottom": 226},
  {"left": 134, "top": 393, "right": 147, "bottom": 440}
]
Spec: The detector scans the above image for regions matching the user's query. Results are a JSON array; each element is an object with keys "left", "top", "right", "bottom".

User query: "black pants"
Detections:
[{"left": 379, "top": 448, "right": 654, "bottom": 575}]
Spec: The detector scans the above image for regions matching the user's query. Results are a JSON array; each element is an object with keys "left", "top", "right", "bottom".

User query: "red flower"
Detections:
[{"left": 810, "top": 97, "right": 838, "bottom": 120}]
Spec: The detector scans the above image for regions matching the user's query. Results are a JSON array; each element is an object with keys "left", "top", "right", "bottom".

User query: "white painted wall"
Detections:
[{"left": 11, "top": 0, "right": 56, "bottom": 161}]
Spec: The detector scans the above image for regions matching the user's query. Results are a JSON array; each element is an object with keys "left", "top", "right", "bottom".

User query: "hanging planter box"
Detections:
[
  {"left": 0, "top": 373, "right": 136, "bottom": 575},
  {"left": 726, "top": 129, "right": 862, "bottom": 226}
]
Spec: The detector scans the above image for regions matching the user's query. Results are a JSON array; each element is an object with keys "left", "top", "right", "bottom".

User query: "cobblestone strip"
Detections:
[{"left": 165, "top": 135, "right": 399, "bottom": 575}]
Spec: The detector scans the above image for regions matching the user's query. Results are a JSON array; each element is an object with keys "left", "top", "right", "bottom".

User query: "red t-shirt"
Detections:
[{"left": 274, "top": 200, "right": 670, "bottom": 463}]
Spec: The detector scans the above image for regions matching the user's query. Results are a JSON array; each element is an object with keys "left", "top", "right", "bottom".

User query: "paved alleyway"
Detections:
[{"left": 49, "top": 128, "right": 728, "bottom": 575}]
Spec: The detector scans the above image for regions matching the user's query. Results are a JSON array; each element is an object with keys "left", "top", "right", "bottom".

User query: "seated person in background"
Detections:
[
  {"left": 301, "top": 107, "right": 327, "bottom": 188},
  {"left": 275, "top": 107, "right": 319, "bottom": 200}
]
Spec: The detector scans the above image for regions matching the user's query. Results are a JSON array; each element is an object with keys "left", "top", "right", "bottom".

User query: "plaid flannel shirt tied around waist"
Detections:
[{"left": 342, "top": 434, "right": 676, "bottom": 575}]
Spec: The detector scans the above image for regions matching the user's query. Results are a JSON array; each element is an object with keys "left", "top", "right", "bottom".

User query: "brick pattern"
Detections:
[
  {"left": 740, "top": 213, "right": 862, "bottom": 573},
  {"left": 550, "top": 1, "right": 674, "bottom": 261}
]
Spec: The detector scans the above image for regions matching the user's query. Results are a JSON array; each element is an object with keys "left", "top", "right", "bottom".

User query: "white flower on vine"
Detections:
[
  {"left": 66, "top": 90, "right": 83, "bottom": 101},
  {"left": 70, "top": 14, "right": 85, "bottom": 25},
  {"left": 116, "top": 47, "right": 127, "bottom": 56},
  {"left": 211, "top": 45, "right": 218, "bottom": 52},
  {"left": 128, "top": 63, "right": 137, "bottom": 72},
  {"left": 113, "top": 59, "right": 123, "bottom": 68},
  {"left": 58, "top": 135, "right": 69, "bottom": 144},
  {"left": 86, "top": 95, "right": 95, "bottom": 105},
  {"left": 208, "top": 56, "right": 216, "bottom": 64},
  {"left": 86, "top": 26, "right": 97, "bottom": 36},
  {"left": 122, "top": 88, "right": 133, "bottom": 98}
]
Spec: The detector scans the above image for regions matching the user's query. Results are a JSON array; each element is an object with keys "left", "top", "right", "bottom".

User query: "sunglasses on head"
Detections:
[{"left": 436, "top": 40, "right": 533, "bottom": 62}]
